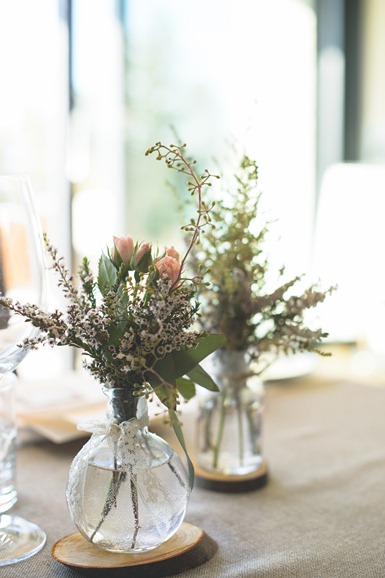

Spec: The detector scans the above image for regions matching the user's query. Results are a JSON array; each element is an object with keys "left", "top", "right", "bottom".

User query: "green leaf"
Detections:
[
  {"left": 148, "top": 333, "right": 224, "bottom": 390},
  {"left": 147, "top": 356, "right": 179, "bottom": 411},
  {"left": 172, "top": 333, "right": 225, "bottom": 377},
  {"left": 153, "top": 384, "right": 173, "bottom": 407},
  {"left": 146, "top": 355, "right": 176, "bottom": 389},
  {"left": 176, "top": 377, "right": 196, "bottom": 400},
  {"left": 146, "top": 334, "right": 224, "bottom": 407},
  {"left": 187, "top": 363, "right": 219, "bottom": 392},
  {"left": 98, "top": 254, "right": 117, "bottom": 295},
  {"left": 168, "top": 408, "right": 194, "bottom": 489}
]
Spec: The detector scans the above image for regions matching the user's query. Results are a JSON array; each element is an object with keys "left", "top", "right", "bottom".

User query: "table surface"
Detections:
[{"left": 5, "top": 369, "right": 385, "bottom": 578}]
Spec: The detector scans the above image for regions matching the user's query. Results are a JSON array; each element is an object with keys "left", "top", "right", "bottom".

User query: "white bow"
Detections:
[{"left": 78, "top": 413, "right": 149, "bottom": 443}]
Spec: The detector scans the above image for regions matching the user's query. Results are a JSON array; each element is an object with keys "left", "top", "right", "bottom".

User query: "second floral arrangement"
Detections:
[{"left": 191, "top": 153, "right": 334, "bottom": 478}]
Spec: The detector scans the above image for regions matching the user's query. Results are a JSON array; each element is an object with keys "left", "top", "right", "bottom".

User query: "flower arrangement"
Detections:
[
  {"left": 0, "top": 142, "right": 225, "bottom": 481},
  {"left": 192, "top": 154, "right": 334, "bottom": 373}
]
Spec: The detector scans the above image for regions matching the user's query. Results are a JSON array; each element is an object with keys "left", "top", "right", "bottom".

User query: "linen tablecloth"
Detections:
[{"left": 5, "top": 375, "right": 385, "bottom": 577}]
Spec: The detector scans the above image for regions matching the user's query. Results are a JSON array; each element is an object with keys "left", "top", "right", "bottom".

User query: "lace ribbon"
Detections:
[
  {"left": 77, "top": 414, "right": 150, "bottom": 471},
  {"left": 78, "top": 413, "right": 149, "bottom": 440}
]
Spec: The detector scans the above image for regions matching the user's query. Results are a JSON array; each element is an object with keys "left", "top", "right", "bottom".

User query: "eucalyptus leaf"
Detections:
[
  {"left": 187, "top": 363, "right": 219, "bottom": 392},
  {"left": 148, "top": 333, "right": 224, "bottom": 393},
  {"left": 168, "top": 408, "right": 194, "bottom": 489},
  {"left": 172, "top": 333, "right": 225, "bottom": 377},
  {"left": 153, "top": 384, "right": 173, "bottom": 407},
  {"left": 147, "top": 355, "right": 176, "bottom": 389},
  {"left": 176, "top": 377, "right": 196, "bottom": 400}
]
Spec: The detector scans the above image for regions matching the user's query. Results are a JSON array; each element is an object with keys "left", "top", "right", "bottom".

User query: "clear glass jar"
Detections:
[
  {"left": 66, "top": 387, "right": 190, "bottom": 553},
  {"left": 197, "top": 351, "right": 264, "bottom": 476}
]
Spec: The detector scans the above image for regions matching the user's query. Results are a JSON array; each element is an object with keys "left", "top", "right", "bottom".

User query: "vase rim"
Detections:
[{"left": 102, "top": 385, "right": 143, "bottom": 395}]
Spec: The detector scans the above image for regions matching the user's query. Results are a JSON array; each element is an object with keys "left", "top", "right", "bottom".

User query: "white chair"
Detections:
[{"left": 311, "top": 162, "right": 385, "bottom": 353}]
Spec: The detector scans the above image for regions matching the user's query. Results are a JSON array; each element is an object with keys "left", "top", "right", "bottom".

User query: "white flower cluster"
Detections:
[{"left": 83, "top": 279, "right": 200, "bottom": 388}]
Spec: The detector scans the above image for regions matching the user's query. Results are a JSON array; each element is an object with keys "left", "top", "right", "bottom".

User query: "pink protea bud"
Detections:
[
  {"left": 155, "top": 256, "right": 181, "bottom": 285},
  {"left": 134, "top": 242, "right": 151, "bottom": 266},
  {"left": 112, "top": 235, "right": 134, "bottom": 266},
  {"left": 134, "top": 242, "right": 152, "bottom": 272}
]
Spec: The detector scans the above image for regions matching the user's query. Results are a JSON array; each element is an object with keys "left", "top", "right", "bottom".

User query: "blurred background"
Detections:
[{"left": 1, "top": 0, "right": 385, "bottom": 379}]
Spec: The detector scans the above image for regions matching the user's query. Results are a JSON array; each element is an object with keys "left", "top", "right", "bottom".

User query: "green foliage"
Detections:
[
  {"left": 194, "top": 154, "right": 334, "bottom": 371},
  {"left": 98, "top": 253, "right": 118, "bottom": 295}
]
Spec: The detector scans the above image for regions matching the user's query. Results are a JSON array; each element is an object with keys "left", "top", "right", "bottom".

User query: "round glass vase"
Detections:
[
  {"left": 66, "top": 387, "right": 190, "bottom": 553},
  {"left": 197, "top": 351, "right": 265, "bottom": 476}
]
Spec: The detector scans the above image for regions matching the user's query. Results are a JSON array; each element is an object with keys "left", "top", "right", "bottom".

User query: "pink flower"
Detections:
[
  {"left": 166, "top": 246, "right": 180, "bottom": 260},
  {"left": 112, "top": 235, "right": 134, "bottom": 265},
  {"left": 134, "top": 242, "right": 151, "bottom": 267},
  {"left": 155, "top": 256, "right": 181, "bottom": 285}
]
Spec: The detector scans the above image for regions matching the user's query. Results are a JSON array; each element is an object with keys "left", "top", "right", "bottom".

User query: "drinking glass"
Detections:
[{"left": 0, "top": 176, "right": 47, "bottom": 565}]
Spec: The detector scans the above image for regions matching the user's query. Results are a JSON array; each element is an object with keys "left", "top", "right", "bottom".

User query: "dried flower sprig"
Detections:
[
  {"left": 193, "top": 154, "right": 334, "bottom": 374},
  {"left": 145, "top": 142, "right": 219, "bottom": 288}
]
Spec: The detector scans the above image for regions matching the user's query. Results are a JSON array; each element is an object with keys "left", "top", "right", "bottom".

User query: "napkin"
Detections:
[
  {"left": 16, "top": 371, "right": 106, "bottom": 443},
  {"left": 15, "top": 371, "right": 176, "bottom": 443}
]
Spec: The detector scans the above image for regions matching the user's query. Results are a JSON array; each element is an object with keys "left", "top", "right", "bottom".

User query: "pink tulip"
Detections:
[
  {"left": 155, "top": 256, "right": 181, "bottom": 285},
  {"left": 112, "top": 235, "right": 134, "bottom": 265}
]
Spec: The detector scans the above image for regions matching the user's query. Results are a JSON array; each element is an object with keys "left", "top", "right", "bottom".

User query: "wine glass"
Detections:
[{"left": 0, "top": 175, "right": 47, "bottom": 565}]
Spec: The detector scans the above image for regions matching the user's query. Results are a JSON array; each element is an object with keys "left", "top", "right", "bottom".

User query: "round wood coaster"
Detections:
[
  {"left": 194, "top": 460, "right": 269, "bottom": 493},
  {"left": 51, "top": 522, "right": 217, "bottom": 578}
]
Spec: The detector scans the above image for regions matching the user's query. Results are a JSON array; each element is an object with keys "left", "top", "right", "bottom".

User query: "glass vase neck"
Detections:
[
  {"left": 212, "top": 350, "right": 250, "bottom": 388},
  {"left": 103, "top": 387, "right": 147, "bottom": 424}
]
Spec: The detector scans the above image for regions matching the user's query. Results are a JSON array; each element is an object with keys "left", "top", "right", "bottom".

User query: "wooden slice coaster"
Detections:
[
  {"left": 194, "top": 460, "right": 269, "bottom": 493},
  {"left": 51, "top": 522, "right": 217, "bottom": 578}
]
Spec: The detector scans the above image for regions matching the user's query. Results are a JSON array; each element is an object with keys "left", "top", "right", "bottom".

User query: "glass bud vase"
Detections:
[
  {"left": 197, "top": 351, "right": 265, "bottom": 476},
  {"left": 66, "top": 387, "right": 190, "bottom": 553}
]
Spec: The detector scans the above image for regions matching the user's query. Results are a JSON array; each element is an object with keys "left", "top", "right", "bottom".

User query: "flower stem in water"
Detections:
[
  {"left": 129, "top": 468, "right": 140, "bottom": 549},
  {"left": 236, "top": 392, "right": 244, "bottom": 467},
  {"left": 90, "top": 467, "right": 125, "bottom": 543},
  {"left": 212, "top": 394, "right": 226, "bottom": 469}
]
